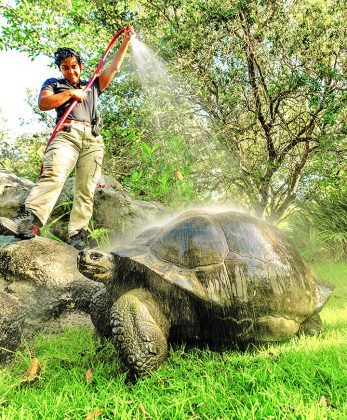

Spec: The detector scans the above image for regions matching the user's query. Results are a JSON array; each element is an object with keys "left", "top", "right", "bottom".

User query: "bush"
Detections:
[{"left": 286, "top": 187, "right": 347, "bottom": 262}]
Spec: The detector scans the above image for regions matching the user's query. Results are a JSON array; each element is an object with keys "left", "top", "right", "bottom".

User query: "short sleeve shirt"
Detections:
[{"left": 40, "top": 77, "right": 102, "bottom": 124}]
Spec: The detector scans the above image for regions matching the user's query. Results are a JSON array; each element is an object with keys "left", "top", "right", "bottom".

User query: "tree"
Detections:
[
  {"left": 135, "top": 0, "right": 347, "bottom": 220},
  {"left": 1, "top": 0, "right": 346, "bottom": 216}
]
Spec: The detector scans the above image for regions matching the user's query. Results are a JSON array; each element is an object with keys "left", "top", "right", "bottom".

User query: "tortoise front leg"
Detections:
[
  {"left": 110, "top": 288, "right": 170, "bottom": 378},
  {"left": 90, "top": 288, "right": 113, "bottom": 338}
]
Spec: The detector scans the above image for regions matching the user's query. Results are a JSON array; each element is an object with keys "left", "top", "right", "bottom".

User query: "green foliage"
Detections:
[
  {"left": 0, "top": 134, "right": 47, "bottom": 181},
  {"left": 88, "top": 219, "right": 110, "bottom": 249},
  {"left": 98, "top": 72, "right": 209, "bottom": 205},
  {"left": 0, "top": 263, "right": 346, "bottom": 418},
  {"left": 121, "top": 136, "right": 198, "bottom": 203},
  {"left": 285, "top": 187, "right": 347, "bottom": 262},
  {"left": 38, "top": 197, "right": 74, "bottom": 241}
]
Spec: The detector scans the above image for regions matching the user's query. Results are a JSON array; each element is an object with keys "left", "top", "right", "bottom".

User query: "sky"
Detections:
[{"left": 0, "top": 50, "right": 59, "bottom": 139}]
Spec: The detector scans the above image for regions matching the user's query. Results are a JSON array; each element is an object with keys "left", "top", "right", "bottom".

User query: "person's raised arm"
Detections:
[{"left": 98, "top": 24, "right": 133, "bottom": 92}]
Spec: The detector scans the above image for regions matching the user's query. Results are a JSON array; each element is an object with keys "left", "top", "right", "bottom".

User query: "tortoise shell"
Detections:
[{"left": 116, "top": 209, "right": 331, "bottom": 327}]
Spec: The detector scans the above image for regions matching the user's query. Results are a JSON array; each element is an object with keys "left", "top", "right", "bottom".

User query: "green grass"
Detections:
[{"left": 1, "top": 263, "right": 346, "bottom": 419}]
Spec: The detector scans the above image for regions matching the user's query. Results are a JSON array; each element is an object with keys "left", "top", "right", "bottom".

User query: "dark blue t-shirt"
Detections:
[{"left": 40, "top": 77, "right": 102, "bottom": 124}]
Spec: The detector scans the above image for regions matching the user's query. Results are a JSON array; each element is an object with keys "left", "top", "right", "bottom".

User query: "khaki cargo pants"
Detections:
[{"left": 25, "top": 123, "right": 104, "bottom": 237}]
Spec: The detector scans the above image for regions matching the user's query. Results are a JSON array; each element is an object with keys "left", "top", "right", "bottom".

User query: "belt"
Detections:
[{"left": 63, "top": 120, "right": 92, "bottom": 127}]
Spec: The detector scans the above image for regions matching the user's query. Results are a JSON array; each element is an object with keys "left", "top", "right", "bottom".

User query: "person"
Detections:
[{"left": 0, "top": 24, "right": 134, "bottom": 250}]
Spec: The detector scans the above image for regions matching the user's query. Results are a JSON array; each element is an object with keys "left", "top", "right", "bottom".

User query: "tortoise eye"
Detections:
[{"left": 90, "top": 252, "right": 103, "bottom": 261}]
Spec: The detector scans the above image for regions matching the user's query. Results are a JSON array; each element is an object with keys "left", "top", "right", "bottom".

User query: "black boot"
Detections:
[
  {"left": 69, "top": 230, "right": 97, "bottom": 250},
  {"left": 0, "top": 206, "right": 42, "bottom": 239}
]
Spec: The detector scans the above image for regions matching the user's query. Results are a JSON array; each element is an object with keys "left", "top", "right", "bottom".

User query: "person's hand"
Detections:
[
  {"left": 70, "top": 88, "right": 91, "bottom": 102},
  {"left": 124, "top": 24, "right": 134, "bottom": 42}
]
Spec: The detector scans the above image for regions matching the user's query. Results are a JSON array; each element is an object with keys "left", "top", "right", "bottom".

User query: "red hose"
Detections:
[{"left": 39, "top": 27, "right": 126, "bottom": 175}]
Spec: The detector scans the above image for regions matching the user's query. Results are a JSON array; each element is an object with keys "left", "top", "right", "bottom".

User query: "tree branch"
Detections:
[{"left": 239, "top": 11, "right": 276, "bottom": 163}]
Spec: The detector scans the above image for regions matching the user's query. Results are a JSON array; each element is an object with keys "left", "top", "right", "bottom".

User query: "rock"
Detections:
[
  {"left": 0, "top": 291, "right": 25, "bottom": 363},
  {"left": 0, "top": 168, "right": 34, "bottom": 217},
  {"left": 0, "top": 170, "right": 165, "bottom": 241},
  {"left": 40, "top": 310, "right": 93, "bottom": 335},
  {"left": 55, "top": 175, "right": 165, "bottom": 240},
  {"left": 92, "top": 177, "right": 165, "bottom": 240},
  {"left": 0, "top": 236, "right": 103, "bottom": 340}
]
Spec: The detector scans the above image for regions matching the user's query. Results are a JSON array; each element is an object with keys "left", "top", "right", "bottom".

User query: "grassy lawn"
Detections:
[{"left": 0, "top": 262, "right": 346, "bottom": 419}]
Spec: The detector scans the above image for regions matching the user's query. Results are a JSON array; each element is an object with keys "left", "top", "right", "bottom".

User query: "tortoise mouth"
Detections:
[{"left": 78, "top": 260, "right": 110, "bottom": 275}]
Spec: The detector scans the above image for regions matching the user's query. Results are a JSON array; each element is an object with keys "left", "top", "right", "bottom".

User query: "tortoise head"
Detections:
[{"left": 77, "top": 250, "right": 114, "bottom": 283}]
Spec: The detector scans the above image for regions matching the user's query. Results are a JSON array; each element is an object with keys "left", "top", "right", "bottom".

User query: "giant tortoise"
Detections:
[{"left": 77, "top": 209, "right": 334, "bottom": 378}]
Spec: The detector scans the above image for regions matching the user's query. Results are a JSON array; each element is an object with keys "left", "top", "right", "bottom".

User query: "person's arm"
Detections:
[
  {"left": 38, "top": 88, "right": 90, "bottom": 111},
  {"left": 98, "top": 24, "right": 133, "bottom": 91}
]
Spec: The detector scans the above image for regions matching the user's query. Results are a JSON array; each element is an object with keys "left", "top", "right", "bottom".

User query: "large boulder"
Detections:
[
  {"left": 0, "top": 170, "right": 165, "bottom": 241},
  {"left": 55, "top": 176, "right": 164, "bottom": 240},
  {"left": 0, "top": 236, "right": 103, "bottom": 340},
  {"left": 0, "top": 291, "right": 24, "bottom": 363},
  {"left": 93, "top": 176, "right": 165, "bottom": 240}
]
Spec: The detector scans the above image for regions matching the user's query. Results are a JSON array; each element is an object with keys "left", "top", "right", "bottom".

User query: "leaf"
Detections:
[
  {"left": 85, "top": 409, "right": 104, "bottom": 420},
  {"left": 141, "top": 142, "right": 152, "bottom": 157},
  {"left": 21, "top": 357, "right": 41, "bottom": 385},
  {"left": 126, "top": 133, "right": 136, "bottom": 141},
  {"left": 160, "top": 175, "right": 169, "bottom": 187},
  {"left": 138, "top": 403, "right": 150, "bottom": 418},
  {"left": 319, "top": 396, "right": 331, "bottom": 407},
  {"left": 23, "top": 357, "right": 41, "bottom": 380},
  {"left": 176, "top": 171, "right": 184, "bottom": 181},
  {"left": 85, "top": 368, "right": 94, "bottom": 384},
  {"left": 131, "top": 171, "right": 140, "bottom": 180}
]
